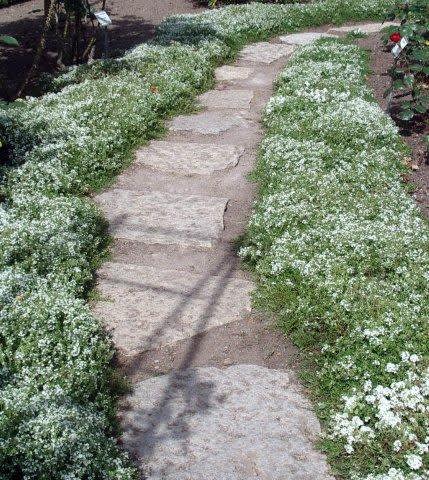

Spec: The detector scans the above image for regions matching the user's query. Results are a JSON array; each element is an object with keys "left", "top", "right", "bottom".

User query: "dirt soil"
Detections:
[
  {"left": 120, "top": 315, "right": 301, "bottom": 385},
  {"left": 359, "top": 33, "right": 429, "bottom": 218},
  {"left": 0, "top": 0, "right": 204, "bottom": 99}
]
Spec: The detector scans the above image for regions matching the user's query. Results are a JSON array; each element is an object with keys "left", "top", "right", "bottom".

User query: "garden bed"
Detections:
[
  {"left": 241, "top": 37, "right": 429, "bottom": 480},
  {"left": 358, "top": 32, "right": 429, "bottom": 218},
  {"left": 0, "top": 1, "right": 399, "bottom": 478}
]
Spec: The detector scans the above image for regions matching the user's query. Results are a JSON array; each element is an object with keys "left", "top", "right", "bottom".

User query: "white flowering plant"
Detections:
[
  {"left": 0, "top": 0, "right": 397, "bottom": 477},
  {"left": 240, "top": 38, "right": 429, "bottom": 479},
  {"left": 0, "top": 195, "right": 107, "bottom": 292}
]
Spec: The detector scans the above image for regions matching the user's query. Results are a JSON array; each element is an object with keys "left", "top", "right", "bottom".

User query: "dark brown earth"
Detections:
[
  {"left": 0, "top": 0, "right": 204, "bottom": 99},
  {"left": 119, "top": 315, "right": 301, "bottom": 385},
  {"left": 359, "top": 33, "right": 429, "bottom": 218}
]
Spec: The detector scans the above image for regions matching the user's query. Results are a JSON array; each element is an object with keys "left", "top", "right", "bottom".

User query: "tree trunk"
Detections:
[
  {"left": 44, "top": 0, "right": 51, "bottom": 16},
  {"left": 44, "top": 0, "right": 54, "bottom": 29}
]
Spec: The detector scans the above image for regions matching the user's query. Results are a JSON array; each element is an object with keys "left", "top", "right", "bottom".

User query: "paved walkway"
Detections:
[{"left": 94, "top": 24, "right": 390, "bottom": 480}]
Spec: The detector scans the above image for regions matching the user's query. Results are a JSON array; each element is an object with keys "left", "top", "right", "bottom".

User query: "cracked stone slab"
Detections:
[
  {"left": 199, "top": 89, "right": 254, "bottom": 110},
  {"left": 215, "top": 65, "right": 254, "bottom": 81},
  {"left": 94, "top": 263, "right": 253, "bottom": 354},
  {"left": 328, "top": 21, "right": 398, "bottom": 34},
  {"left": 169, "top": 110, "right": 251, "bottom": 135},
  {"left": 121, "top": 364, "right": 334, "bottom": 480},
  {"left": 135, "top": 141, "right": 245, "bottom": 175},
  {"left": 239, "top": 42, "right": 295, "bottom": 64},
  {"left": 280, "top": 32, "right": 338, "bottom": 45},
  {"left": 96, "top": 189, "right": 228, "bottom": 248}
]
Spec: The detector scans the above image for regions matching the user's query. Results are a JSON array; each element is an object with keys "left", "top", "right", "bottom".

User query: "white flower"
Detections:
[
  {"left": 409, "top": 354, "right": 420, "bottom": 364},
  {"left": 401, "top": 351, "right": 410, "bottom": 362},
  {"left": 345, "top": 443, "right": 354, "bottom": 454},
  {"left": 405, "top": 453, "right": 422, "bottom": 470},
  {"left": 393, "top": 440, "right": 402, "bottom": 452},
  {"left": 386, "top": 363, "right": 399, "bottom": 373}
]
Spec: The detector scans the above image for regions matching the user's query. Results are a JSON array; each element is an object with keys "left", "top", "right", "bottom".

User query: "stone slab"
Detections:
[
  {"left": 169, "top": 110, "right": 250, "bottom": 135},
  {"left": 215, "top": 65, "right": 254, "bottom": 81},
  {"left": 94, "top": 263, "right": 253, "bottom": 354},
  {"left": 328, "top": 21, "right": 398, "bottom": 34},
  {"left": 239, "top": 42, "right": 295, "bottom": 64},
  {"left": 199, "top": 89, "right": 254, "bottom": 110},
  {"left": 96, "top": 189, "right": 228, "bottom": 248},
  {"left": 135, "top": 141, "right": 245, "bottom": 175},
  {"left": 121, "top": 364, "right": 335, "bottom": 480},
  {"left": 246, "top": 71, "right": 276, "bottom": 87},
  {"left": 280, "top": 32, "right": 338, "bottom": 45}
]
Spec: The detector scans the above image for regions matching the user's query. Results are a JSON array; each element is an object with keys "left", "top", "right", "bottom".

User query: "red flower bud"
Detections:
[{"left": 390, "top": 32, "right": 401, "bottom": 43}]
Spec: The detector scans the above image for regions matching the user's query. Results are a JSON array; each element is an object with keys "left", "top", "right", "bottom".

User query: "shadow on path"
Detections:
[{"left": 120, "top": 252, "right": 238, "bottom": 463}]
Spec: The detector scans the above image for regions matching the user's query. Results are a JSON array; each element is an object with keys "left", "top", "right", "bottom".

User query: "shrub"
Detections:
[
  {"left": 0, "top": 387, "right": 134, "bottom": 480},
  {"left": 383, "top": 0, "right": 429, "bottom": 122},
  {"left": 0, "top": 268, "right": 135, "bottom": 479}
]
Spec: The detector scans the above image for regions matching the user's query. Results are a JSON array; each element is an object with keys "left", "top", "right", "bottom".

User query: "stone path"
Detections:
[{"left": 94, "top": 23, "right": 391, "bottom": 480}]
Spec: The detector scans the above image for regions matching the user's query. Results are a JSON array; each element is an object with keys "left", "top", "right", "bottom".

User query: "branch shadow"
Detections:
[
  {"left": 108, "top": 16, "right": 156, "bottom": 55},
  {"left": 0, "top": 14, "right": 43, "bottom": 99},
  {"left": 114, "top": 251, "right": 239, "bottom": 469}
]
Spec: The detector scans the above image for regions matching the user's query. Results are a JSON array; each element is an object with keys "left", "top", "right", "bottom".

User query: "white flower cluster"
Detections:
[
  {"left": 0, "top": 0, "right": 395, "bottom": 477},
  {"left": 241, "top": 38, "right": 428, "bottom": 479},
  {"left": 0, "top": 194, "right": 105, "bottom": 291}
]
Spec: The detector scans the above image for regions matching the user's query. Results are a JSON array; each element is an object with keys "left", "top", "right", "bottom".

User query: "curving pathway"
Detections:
[{"left": 94, "top": 23, "right": 391, "bottom": 480}]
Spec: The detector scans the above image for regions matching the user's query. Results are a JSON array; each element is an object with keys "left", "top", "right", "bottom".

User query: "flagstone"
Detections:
[
  {"left": 328, "top": 21, "right": 398, "bottom": 34},
  {"left": 215, "top": 65, "right": 254, "bottom": 81},
  {"left": 280, "top": 32, "right": 337, "bottom": 45},
  {"left": 96, "top": 189, "right": 228, "bottom": 248},
  {"left": 239, "top": 42, "right": 294, "bottom": 64},
  {"left": 95, "top": 263, "right": 253, "bottom": 355},
  {"left": 135, "top": 141, "right": 245, "bottom": 175},
  {"left": 169, "top": 110, "right": 250, "bottom": 135},
  {"left": 199, "top": 89, "right": 254, "bottom": 110},
  {"left": 121, "top": 364, "right": 335, "bottom": 480}
]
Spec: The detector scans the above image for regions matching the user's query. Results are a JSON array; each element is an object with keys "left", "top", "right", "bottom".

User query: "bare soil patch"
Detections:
[{"left": 119, "top": 314, "right": 301, "bottom": 385}]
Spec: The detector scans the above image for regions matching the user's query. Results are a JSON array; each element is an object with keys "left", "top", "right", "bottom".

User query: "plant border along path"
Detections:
[{"left": 0, "top": 0, "right": 422, "bottom": 479}]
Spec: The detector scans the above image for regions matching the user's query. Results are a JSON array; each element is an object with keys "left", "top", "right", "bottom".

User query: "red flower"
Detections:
[{"left": 390, "top": 32, "right": 401, "bottom": 43}]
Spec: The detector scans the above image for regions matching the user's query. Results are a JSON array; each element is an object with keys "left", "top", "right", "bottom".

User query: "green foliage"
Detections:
[
  {"left": 0, "top": 0, "right": 396, "bottom": 478},
  {"left": 0, "top": 0, "right": 18, "bottom": 6},
  {"left": 384, "top": 0, "right": 429, "bottom": 121},
  {"left": 204, "top": 0, "right": 305, "bottom": 6},
  {"left": 0, "top": 35, "right": 19, "bottom": 47},
  {"left": 241, "top": 38, "right": 429, "bottom": 480}
]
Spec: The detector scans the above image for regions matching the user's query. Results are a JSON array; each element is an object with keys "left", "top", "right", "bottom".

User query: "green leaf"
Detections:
[
  {"left": 404, "top": 75, "right": 415, "bottom": 87},
  {"left": 410, "top": 64, "right": 423, "bottom": 72},
  {"left": 414, "top": 103, "right": 428, "bottom": 114},
  {"left": 393, "top": 79, "right": 405, "bottom": 89},
  {"left": 410, "top": 48, "right": 429, "bottom": 62},
  {"left": 0, "top": 35, "right": 19, "bottom": 47},
  {"left": 398, "top": 109, "right": 414, "bottom": 121}
]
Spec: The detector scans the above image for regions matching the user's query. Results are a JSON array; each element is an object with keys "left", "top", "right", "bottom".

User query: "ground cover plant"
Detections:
[
  {"left": 0, "top": 0, "right": 396, "bottom": 478},
  {"left": 240, "top": 37, "right": 429, "bottom": 479}
]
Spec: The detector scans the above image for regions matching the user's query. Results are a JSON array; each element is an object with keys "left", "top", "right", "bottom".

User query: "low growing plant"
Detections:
[{"left": 241, "top": 38, "right": 429, "bottom": 480}]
